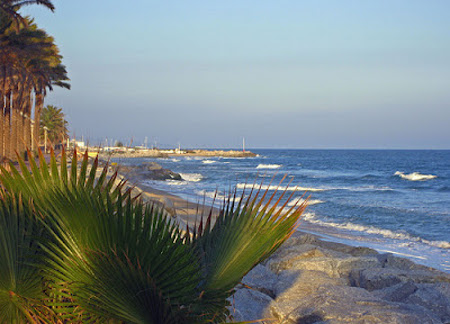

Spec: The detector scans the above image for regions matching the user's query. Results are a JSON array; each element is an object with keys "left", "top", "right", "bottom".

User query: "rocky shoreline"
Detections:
[
  {"left": 106, "top": 160, "right": 450, "bottom": 323},
  {"left": 231, "top": 231, "right": 450, "bottom": 323}
]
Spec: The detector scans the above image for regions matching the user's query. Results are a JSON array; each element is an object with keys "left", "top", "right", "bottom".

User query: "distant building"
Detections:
[{"left": 70, "top": 139, "right": 86, "bottom": 149}]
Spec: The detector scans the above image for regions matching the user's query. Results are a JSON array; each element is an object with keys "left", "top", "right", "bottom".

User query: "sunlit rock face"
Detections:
[{"left": 230, "top": 232, "right": 450, "bottom": 324}]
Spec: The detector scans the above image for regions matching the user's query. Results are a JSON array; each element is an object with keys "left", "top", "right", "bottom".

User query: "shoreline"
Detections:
[
  {"left": 117, "top": 163, "right": 449, "bottom": 273},
  {"left": 117, "top": 173, "right": 450, "bottom": 323}
]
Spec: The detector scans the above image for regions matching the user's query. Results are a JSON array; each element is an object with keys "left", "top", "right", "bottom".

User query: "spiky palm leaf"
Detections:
[
  {"left": 41, "top": 187, "right": 203, "bottom": 323},
  {"left": 0, "top": 192, "right": 54, "bottom": 323},
  {"left": 187, "top": 180, "right": 308, "bottom": 321},
  {"left": 0, "top": 149, "right": 206, "bottom": 323},
  {"left": 0, "top": 149, "right": 308, "bottom": 323}
]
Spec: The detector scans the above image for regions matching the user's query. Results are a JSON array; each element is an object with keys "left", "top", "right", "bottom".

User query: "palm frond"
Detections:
[
  {"left": 190, "top": 178, "right": 308, "bottom": 319},
  {"left": 0, "top": 192, "right": 51, "bottom": 323},
  {"left": 41, "top": 186, "right": 203, "bottom": 323},
  {"left": 0, "top": 150, "right": 309, "bottom": 323}
]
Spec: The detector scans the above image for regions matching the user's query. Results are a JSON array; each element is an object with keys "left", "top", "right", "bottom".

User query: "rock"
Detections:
[
  {"left": 350, "top": 268, "right": 404, "bottom": 291},
  {"left": 143, "top": 162, "right": 163, "bottom": 171},
  {"left": 273, "top": 270, "right": 346, "bottom": 316},
  {"left": 273, "top": 285, "right": 441, "bottom": 324},
  {"left": 270, "top": 255, "right": 381, "bottom": 279},
  {"left": 385, "top": 281, "right": 418, "bottom": 302},
  {"left": 142, "top": 163, "right": 182, "bottom": 181},
  {"left": 405, "top": 283, "right": 450, "bottom": 323},
  {"left": 265, "top": 244, "right": 328, "bottom": 273},
  {"left": 373, "top": 282, "right": 450, "bottom": 322},
  {"left": 314, "top": 240, "right": 379, "bottom": 257},
  {"left": 350, "top": 267, "right": 450, "bottom": 291},
  {"left": 377, "top": 253, "right": 444, "bottom": 273},
  {"left": 117, "top": 162, "right": 183, "bottom": 181},
  {"left": 241, "top": 264, "right": 278, "bottom": 298},
  {"left": 228, "top": 288, "right": 274, "bottom": 322}
]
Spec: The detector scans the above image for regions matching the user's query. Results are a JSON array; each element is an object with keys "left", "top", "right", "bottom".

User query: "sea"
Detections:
[{"left": 112, "top": 149, "right": 450, "bottom": 273}]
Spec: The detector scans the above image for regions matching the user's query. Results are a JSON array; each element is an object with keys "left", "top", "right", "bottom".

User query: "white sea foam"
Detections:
[
  {"left": 196, "top": 190, "right": 241, "bottom": 202},
  {"left": 236, "top": 183, "right": 325, "bottom": 192},
  {"left": 302, "top": 213, "right": 450, "bottom": 249},
  {"left": 164, "top": 180, "right": 187, "bottom": 186},
  {"left": 325, "top": 185, "right": 394, "bottom": 192},
  {"left": 287, "top": 198, "right": 324, "bottom": 207},
  {"left": 394, "top": 171, "right": 437, "bottom": 181},
  {"left": 180, "top": 173, "right": 204, "bottom": 182},
  {"left": 256, "top": 164, "right": 282, "bottom": 169},
  {"left": 171, "top": 158, "right": 180, "bottom": 162},
  {"left": 202, "top": 160, "right": 217, "bottom": 164}
]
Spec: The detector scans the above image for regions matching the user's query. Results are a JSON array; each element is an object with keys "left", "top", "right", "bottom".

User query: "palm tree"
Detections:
[
  {"left": 39, "top": 104, "right": 68, "bottom": 148},
  {"left": 0, "top": 0, "right": 54, "bottom": 31},
  {"left": 0, "top": 150, "right": 308, "bottom": 323},
  {"left": 0, "top": 12, "right": 69, "bottom": 160}
]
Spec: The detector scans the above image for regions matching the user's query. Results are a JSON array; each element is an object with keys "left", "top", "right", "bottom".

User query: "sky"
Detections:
[{"left": 23, "top": 0, "right": 450, "bottom": 149}]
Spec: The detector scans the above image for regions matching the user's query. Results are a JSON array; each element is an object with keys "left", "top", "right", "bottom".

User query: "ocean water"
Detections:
[{"left": 112, "top": 150, "right": 450, "bottom": 272}]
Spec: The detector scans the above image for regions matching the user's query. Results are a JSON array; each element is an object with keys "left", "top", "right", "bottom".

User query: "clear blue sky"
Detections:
[{"left": 23, "top": 0, "right": 450, "bottom": 148}]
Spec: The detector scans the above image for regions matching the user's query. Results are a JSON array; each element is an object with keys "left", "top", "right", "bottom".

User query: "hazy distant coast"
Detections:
[{"left": 99, "top": 148, "right": 257, "bottom": 159}]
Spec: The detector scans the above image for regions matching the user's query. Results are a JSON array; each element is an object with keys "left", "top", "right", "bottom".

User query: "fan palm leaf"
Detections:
[
  {"left": 1, "top": 150, "right": 206, "bottom": 323},
  {"left": 189, "top": 180, "right": 308, "bottom": 321},
  {"left": 0, "top": 149, "right": 308, "bottom": 323},
  {"left": 0, "top": 192, "right": 55, "bottom": 323}
]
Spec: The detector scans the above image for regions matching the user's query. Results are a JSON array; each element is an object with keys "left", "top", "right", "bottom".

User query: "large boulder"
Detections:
[
  {"left": 234, "top": 233, "right": 450, "bottom": 323},
  {"left": 118, "top": 162, "right": 182, "bottom": 181},
  {"left": 272, "top": 285, "right": 441, "bottom": 324},
  {"left": 228, "top": 288, "right": 273, "bottom": 322},
  {"left": 372, "top": 282, "right": 450, "bottom": 323},
  {"left": 350, "top": 267, "right": 450, "bottom": 291},
  {"left": 272, "top": 270, "right": 346, "bottom": 316},
  {"left": 241, "top": 264, "right": 278, "bottom": 298}
]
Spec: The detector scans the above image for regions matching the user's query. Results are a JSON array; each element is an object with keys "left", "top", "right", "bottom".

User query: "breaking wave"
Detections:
[
  {"left": 256, "top": 164, "right": 282, "bottom": 169},
  {"left": 287, "top": 198, "right": 324, "bottom": 206},
  {"left": 180, "top": 173, "right": 204, "bottom": 182},
  {"left": 302, "top": 213, "right": 450, "bottom": 249},
  {"left": 164, "top": 180, "right": 187, "bottom": 186},
  {"left": 236, "top": 183, "right": 325, "bottom": 192},
  {"left": 202, "top": 160, "right": 217, "bottom": 164},
  {"left": 196, "top": 190, "right": 241, "bottom": 202},
  {"left": 325, "top": 185, "right": 395, "bottom": 192},
  {"left": 395, "top": 171, "right": 437, "bottom": 181}
]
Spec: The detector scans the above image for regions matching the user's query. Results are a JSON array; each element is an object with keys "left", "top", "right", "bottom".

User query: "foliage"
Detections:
[
  {"left": 0, "top": 0, "right": 54, "bottom": 31},
  {"left": 40, "top": 104, "right": 68, "bottom": 144},
  {"left": 0, "top": 2, "right": 70, "bottom": 161},
  {"left": 0, "top": 149, "right": 308, "bottom": 323}
]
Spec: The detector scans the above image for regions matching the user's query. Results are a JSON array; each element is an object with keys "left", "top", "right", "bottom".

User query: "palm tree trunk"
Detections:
[
  {"left": 0, "top": 91, "right": 4, "bottom": 160},
  {"left": 34, "top": 92, "right": 44, "bottom": 152},
  {"left": 10, "top": 87, "right": 20, "bottom": 160},
  {"left": 24, "top": 91, "right": 32, "bottom": 154},
  {"left": 16, "top": 83, "right": 27, "bottom": 158},
  {"left": 5, "top": 90, "right": 12, "bottom": 160}
]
